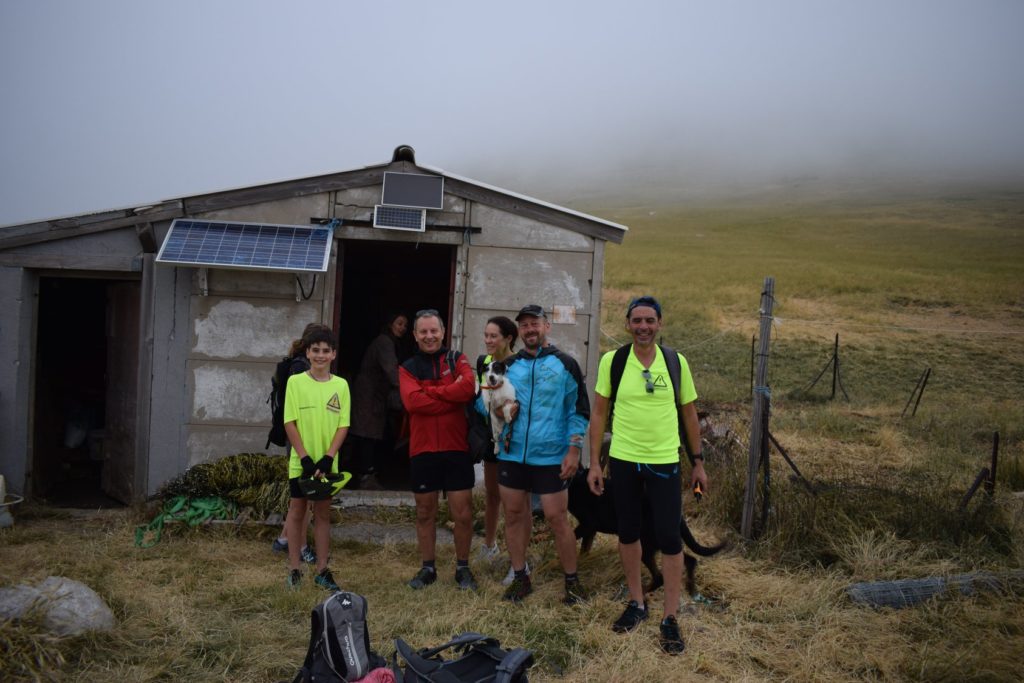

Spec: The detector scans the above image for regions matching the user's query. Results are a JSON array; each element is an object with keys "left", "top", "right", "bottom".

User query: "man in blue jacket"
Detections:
[{"left": 499, "top": 304, "right": 590, "bottom": 604}]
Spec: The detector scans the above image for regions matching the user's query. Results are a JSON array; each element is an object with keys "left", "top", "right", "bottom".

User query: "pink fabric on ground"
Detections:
[{"left": 354, "top": 667, "right": 397, "bottom": 683}]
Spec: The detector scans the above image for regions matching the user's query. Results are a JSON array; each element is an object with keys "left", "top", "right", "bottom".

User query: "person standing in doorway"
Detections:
[
  {"left": 587, "top": 295, "right": 708, "bottom": 654},
  {"left": 499, "top": 304, "right": 590, "bottom": 605},
  {"left": 349, "top": 311, "right": 408, "bottom": 489},
  {"left": 399, "top": 309, "right": 478, "bottom": 591}
]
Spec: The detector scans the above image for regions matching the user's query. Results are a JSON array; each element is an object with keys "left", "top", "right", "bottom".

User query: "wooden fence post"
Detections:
[{"left": 742, "top": 277, "right": 775, "bottom": 540}]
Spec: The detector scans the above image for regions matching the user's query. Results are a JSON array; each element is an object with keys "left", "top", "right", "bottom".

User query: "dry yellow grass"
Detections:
[{"left": 4, "top": 187, "right": 1023, "bottom": 680}]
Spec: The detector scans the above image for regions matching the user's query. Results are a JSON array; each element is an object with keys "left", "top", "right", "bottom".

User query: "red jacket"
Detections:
[{"left": 399, "top": 348, "right": 476, "bottom": 457}]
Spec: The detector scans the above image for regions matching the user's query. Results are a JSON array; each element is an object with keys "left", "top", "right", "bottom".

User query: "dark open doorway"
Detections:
[
  {"left": 33, "top": 276, "right": 136, "bottom": 508},
  {"left": 334, "top": 239, "right": 456, "bottom": 490}
]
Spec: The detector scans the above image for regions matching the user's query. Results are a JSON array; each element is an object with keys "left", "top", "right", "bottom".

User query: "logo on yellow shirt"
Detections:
[{"left": 326, "top": 393, "right": 341, "bottom": 413}]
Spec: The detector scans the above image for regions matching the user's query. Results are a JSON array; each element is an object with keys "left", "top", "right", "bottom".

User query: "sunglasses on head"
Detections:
[{"left": 415, "top": 308, "right": 440, "bottom": 319}]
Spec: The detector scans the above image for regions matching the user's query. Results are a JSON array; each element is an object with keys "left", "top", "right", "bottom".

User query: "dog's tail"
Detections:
[{"left": 680, "top": 518, "right": 727, "bottom": 557}]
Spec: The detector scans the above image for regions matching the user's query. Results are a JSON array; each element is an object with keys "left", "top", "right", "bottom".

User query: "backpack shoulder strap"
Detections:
[
  {"left": 396, "top": 635, "right": 486, "bottom": 683},
  {"left": 476, "top": 354, "right": 487, "bottom": 379},
  {"left": 658, "top": 345, "right": 682, "bottom": 405},
  {"left": 493, "top": 648, "right": 535, "bottom": 683},
  {"left": 606, "top": 344, "right": 632, "bottom": 432},
  {"left": 658, "top": 344, "right": 694, "bottom": 461},
  {"left": 291, "top": 605, "right": 324, "bottom": 683},
  {"left": 608, "top": 344, "right": 632, "bottom": 405}
]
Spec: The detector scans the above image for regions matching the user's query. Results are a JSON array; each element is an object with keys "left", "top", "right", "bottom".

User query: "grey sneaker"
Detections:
[
  {"left": 612, "top": 600, "right": 648, "bottom": 633},
  {"left": 300, "top": 545, "right": 317, "bottom": 564},
  {"left": 286, "top": 568, "right": 302, "bottom": 590},
  {"left": 659, "top": 615, "right": 685, "bottom": 655},
  {"left": 314, "top": 568, "right": 340, "bottom": 592},
  {"left": 408, "top": 566, "right": 437, "bottom": 590},
  {"left": 501, "top": 561, "right": 530, "bottom": 586},
  {"left": 454, "top": 566, "right": 478, "bottom": 591},
  {"left": 476, "top": 542, "right": 501, "bottom": 565},
  {"left": 272, "top": 538, "right": 288, "bottom": 553}
]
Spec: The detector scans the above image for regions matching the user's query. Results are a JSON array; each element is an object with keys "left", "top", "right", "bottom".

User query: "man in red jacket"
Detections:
[{"left": 399, "top": 309, "right": 478, "bottom": 591}]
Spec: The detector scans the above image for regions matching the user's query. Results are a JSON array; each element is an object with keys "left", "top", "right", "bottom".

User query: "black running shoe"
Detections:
[
  {"left": 408, "top": 566, "right": 437, "bottom": 590},
  {"left": 502, "top": 574, "right": 533, "bottom": 603},
  {"left": 454, "top": 566, "right": 478, "bottom": 591},
  {"left": 659, "top": 615, "right": 685, "bottom": 655},
  {"left": 314, "top": 568, "right": 340, "bottom": 592},
  {"left": 612, "top": 600, "right": 648, "bottom": 633}
]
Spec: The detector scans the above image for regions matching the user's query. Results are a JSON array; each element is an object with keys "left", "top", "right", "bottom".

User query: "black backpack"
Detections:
[
  {"left": 607, "top": 343, "right": 695, "bottom": 462},
  {"left": 292, "top": 591, "right": 385, "bottom": 683},
  {"left": 267, "top": 355, "right": 310, "bottom": 448},
  {"left": 394, "top": 632, "right": 533, "bottom": 683}
]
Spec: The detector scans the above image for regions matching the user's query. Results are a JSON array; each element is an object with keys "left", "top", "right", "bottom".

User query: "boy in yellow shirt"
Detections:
[{"left": 284, "top": 327, "right": 350, "bottom": 591}]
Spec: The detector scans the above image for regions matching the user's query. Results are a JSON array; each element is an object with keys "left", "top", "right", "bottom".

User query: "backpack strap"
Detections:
[
  {"left": 658, "top": 344, "right": 696, "bottom": 464},
  {"left": 395, "top": 637, "right": 467, "bottom": 683},
  {"left": 606, "top": 344, "right": 633, "bottom": 435},
  {"left": 476, "top": 354, "right": 487, "bottom": 381},
  {"left": 493, "top": 648, "right": 535, "bottom": 683},
  {"left": 291, "top": 605, "right": 324, "bottom": 683}
]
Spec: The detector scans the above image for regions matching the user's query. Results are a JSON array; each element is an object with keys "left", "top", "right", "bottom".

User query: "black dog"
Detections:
[{"left": 567, "top": 471, "right": 726, "bottom": 595}]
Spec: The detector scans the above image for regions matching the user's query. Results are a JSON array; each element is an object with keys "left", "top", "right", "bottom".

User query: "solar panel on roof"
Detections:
[
  {"left": 381, "top": 172, "right": 444, "bottom": 209},
  {"left": 156, "top": 219, "right": 331, "bottom": 273},
  {"left": 373, "top": 205, "right": 426, "bottom": 232}
]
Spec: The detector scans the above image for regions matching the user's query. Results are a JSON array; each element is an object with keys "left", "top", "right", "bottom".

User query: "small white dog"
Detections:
[{"left": 477, "top": 360, "right": 517, "bottom": 454}]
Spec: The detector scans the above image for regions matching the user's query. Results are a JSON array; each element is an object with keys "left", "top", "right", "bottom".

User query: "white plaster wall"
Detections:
[
  {"left": 191, "top": 297, "right": 321, "bottom": 360},
  {"left": 189, "top": 361, "right": 271, "bottom": 425}
]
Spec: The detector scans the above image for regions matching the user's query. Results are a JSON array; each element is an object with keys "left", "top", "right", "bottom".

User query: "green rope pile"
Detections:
[
  {"left": 157, "top": 452, "right": 290, "bottom": 516},
  {"left": 134, "top": 495, "right": 238, "bottom": 548}
]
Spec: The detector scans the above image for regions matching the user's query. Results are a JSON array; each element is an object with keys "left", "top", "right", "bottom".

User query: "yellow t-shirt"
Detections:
[
  {"left": 283, "top": 371, "right": 351, "bottom": 478},
  {"left": 594, "top": 346, "right": 697, "bottom": 464}
]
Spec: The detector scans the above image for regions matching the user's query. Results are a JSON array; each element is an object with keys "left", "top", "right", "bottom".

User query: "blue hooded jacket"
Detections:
[{"left": 478, "top": 345, "right": 590, "bottom": 467}]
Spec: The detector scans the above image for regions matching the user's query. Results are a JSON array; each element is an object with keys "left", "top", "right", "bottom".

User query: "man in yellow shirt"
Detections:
[{"left": 587, "top": 296, "right": 708, "bottom": 654}]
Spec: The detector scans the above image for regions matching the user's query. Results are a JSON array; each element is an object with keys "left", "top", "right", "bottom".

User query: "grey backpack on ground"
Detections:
[
  {"left": 393, "top": 632, "right": 534, "bottom": 682},
  {"left": 293, "top": 591, "right": 385, "bottom": 683}
]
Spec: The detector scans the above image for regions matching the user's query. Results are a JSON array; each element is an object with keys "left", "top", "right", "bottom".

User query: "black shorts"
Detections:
[
  {"left": 497, "top": 460, "right": 569, "bottom": 495},
  {"left": 409, "top": 451, "right": 475, "bottom": 494},
  {"left": 608, "top": 457, "right": 682, "bottom": 555},
  {"left": 481, "top": 438, "right": 499, "bottom": 464}
]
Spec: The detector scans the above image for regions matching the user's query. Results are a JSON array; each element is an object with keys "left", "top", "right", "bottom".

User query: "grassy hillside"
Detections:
[{"left": 2, "top": 185, "right": 1023, "bottom": 682}]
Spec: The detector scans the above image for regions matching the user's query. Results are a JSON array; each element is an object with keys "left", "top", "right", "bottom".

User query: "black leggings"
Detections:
[{"left": 608, "top": 457, "right": 682, "bottom": 555}]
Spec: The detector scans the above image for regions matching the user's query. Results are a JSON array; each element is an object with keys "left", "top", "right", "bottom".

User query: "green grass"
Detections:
[{"left": 3, "top": 183, "right": 1024, "bottom": 682}]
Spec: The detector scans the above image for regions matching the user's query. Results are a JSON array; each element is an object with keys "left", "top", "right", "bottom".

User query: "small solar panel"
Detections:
[
  {"left": 381, "top": 172, "right": 444, "bottom": 209},
  {"left": 373, "top": 205, "right": 426, "bottom": 232},
  {"left": 156, "top": 219, "right": 331, "bottom": 273}
]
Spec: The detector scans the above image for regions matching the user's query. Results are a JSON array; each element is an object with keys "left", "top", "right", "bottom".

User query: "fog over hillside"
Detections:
[{"left": 2, "top": 0, "right": 1022, "bottom": 225}]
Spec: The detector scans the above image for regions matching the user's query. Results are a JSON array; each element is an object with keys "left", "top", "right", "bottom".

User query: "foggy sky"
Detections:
[{"left": 2, "top": 0, "right": 1022, "bottom": 226}]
